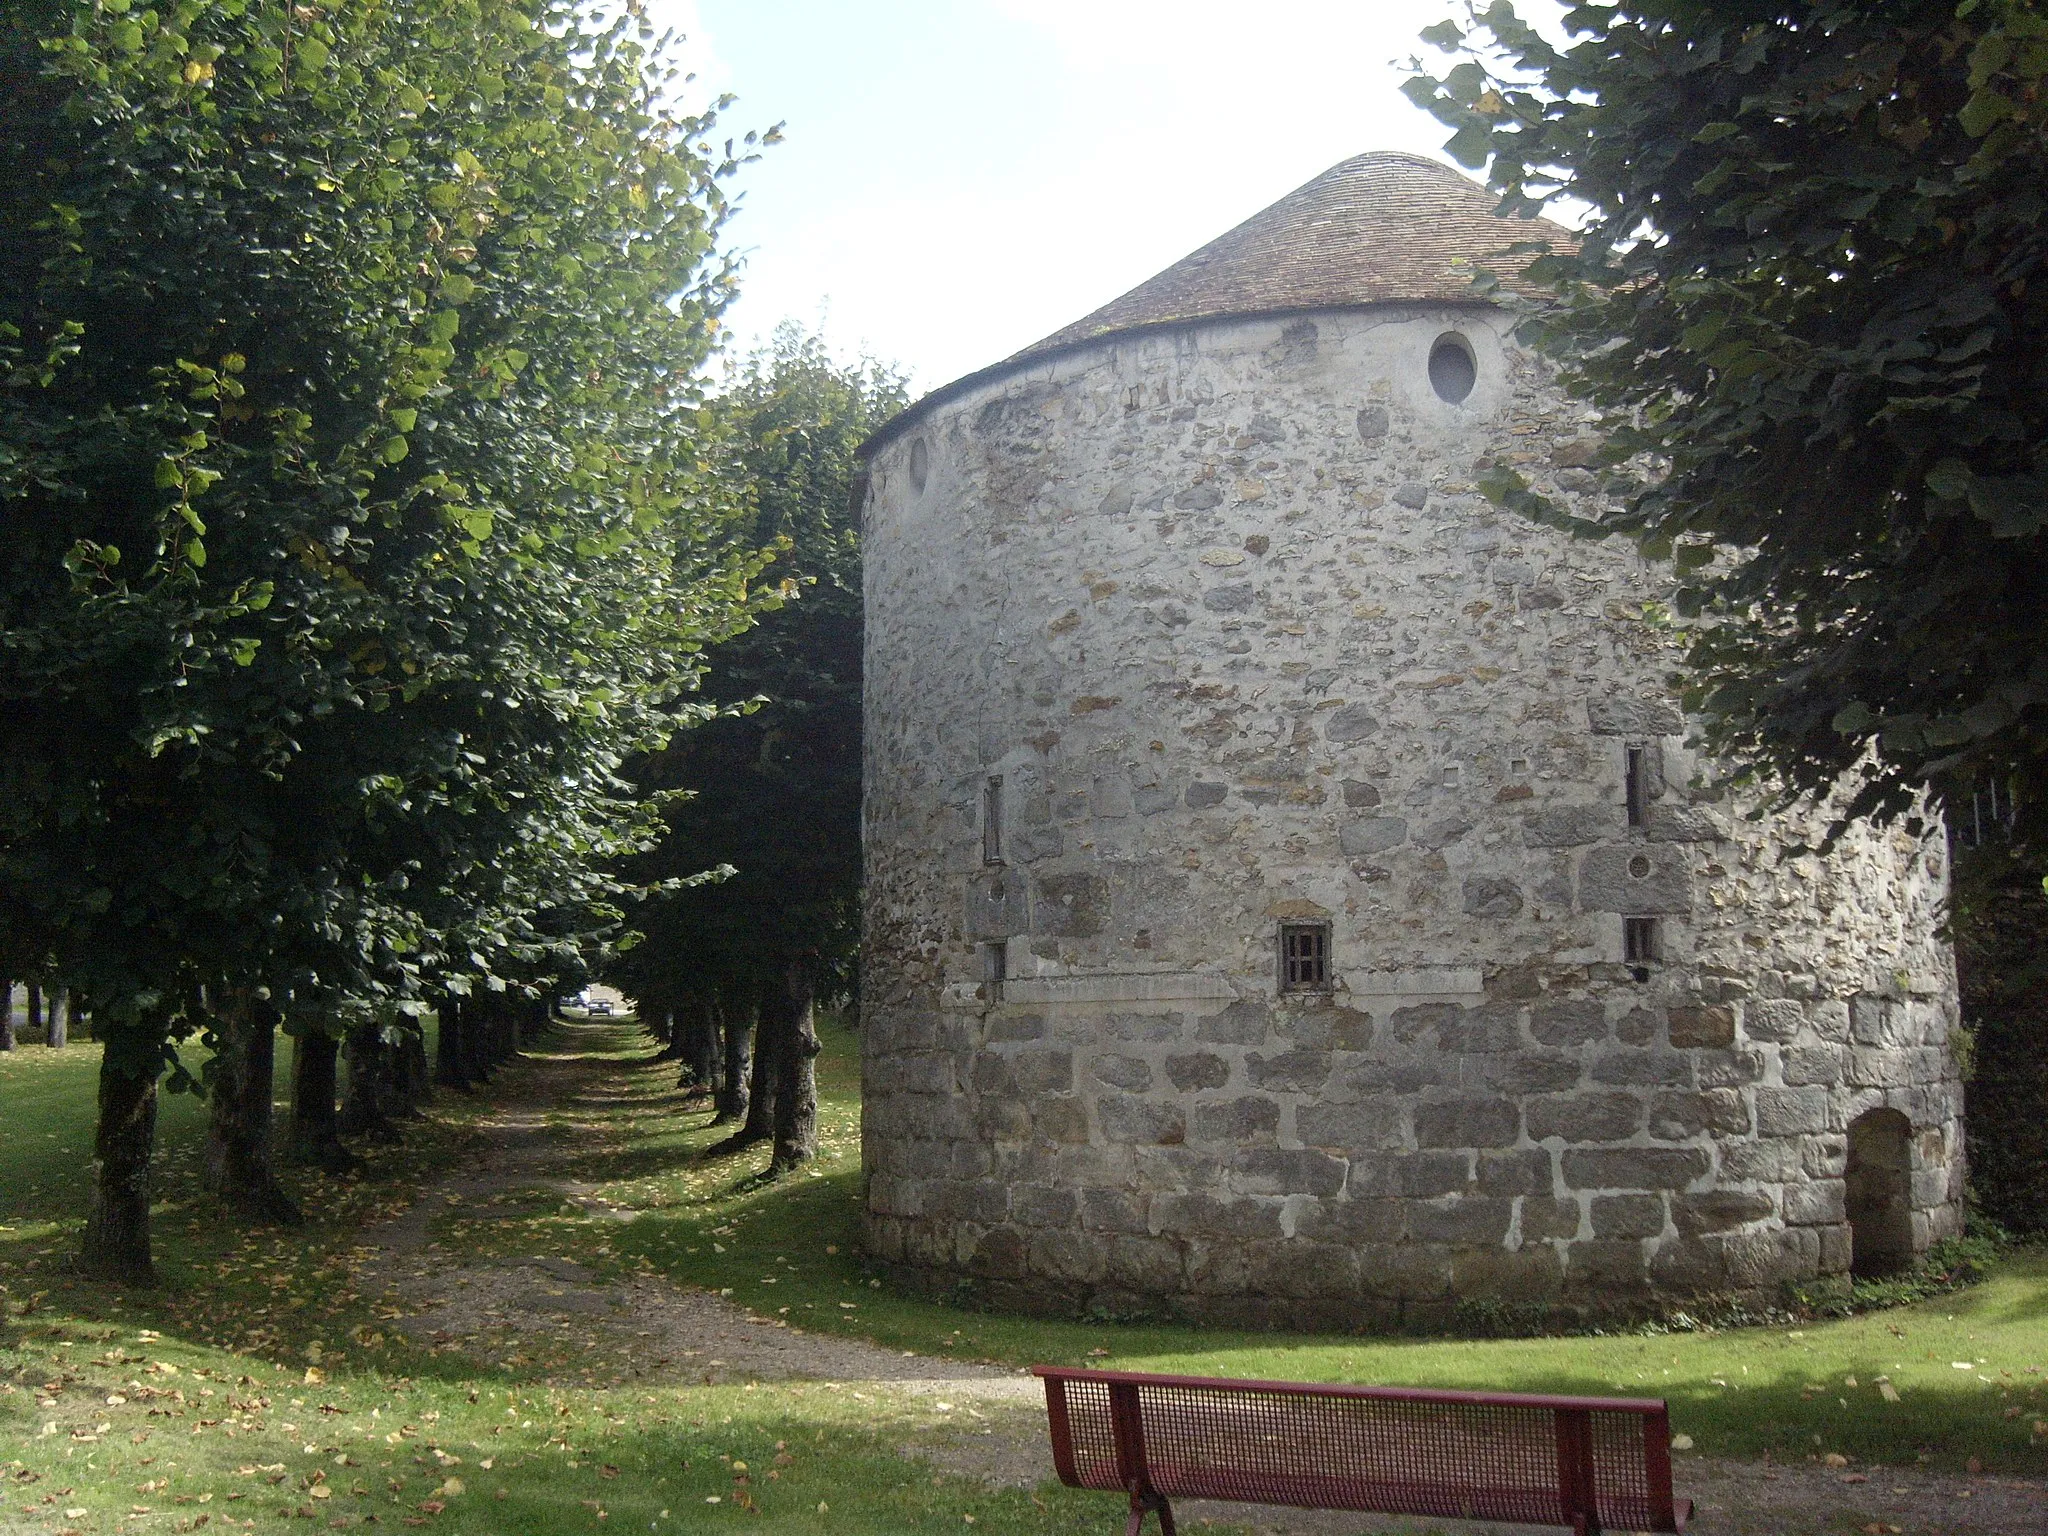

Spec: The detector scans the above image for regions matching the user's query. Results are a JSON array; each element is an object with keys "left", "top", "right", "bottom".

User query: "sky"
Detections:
[{"left": 649, "top": 0, "right": 1570, "bottom": 394}]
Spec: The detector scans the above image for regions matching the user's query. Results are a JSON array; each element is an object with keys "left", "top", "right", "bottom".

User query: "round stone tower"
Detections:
[{"left": 856, "top": 152, "right": 1962, "bottom": 1328}]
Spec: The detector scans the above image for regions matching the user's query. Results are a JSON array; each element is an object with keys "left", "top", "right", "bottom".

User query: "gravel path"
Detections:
[{"left": 346, "top": 1029, "right": 2046, "bottom": 1535}]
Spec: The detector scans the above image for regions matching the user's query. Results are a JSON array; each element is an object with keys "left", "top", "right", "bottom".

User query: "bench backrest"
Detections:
[{"left": 1034, "top": 1367, "right": 1685, "bottom": 1534}]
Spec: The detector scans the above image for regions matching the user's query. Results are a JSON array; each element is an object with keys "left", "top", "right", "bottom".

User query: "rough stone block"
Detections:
[
  {"left": 1196, "top": 996, "right": 1273, "bottom": 1045},
  {"left": 1668, "top": 1006, "right": 1736, "bottom": 1049},
  {"left": 1783, "top": 1180, "right": 1846, "bottom": 1226},
  {"left": 1531, "top": 998, "right": 1607, "bottom": 1046},
  {"left": 1031, "top": 1096, "right": 1091, "bottom": 1143},
  {"left": 1527, "top": 1090, "right": 1643, "bottom": 1143},
  {"left": 965, "top": 867, "right": 1031, "bottom": 938},
  {"left": 1032, "top": 873, "right": 1107, "bottom": 937},
  {"left": 1390, "top": 1003, "right": 1463, "bottom": 1044},
  {"left": 1105, "top": 1235, "right": 1185, "bottom": 1292},
  {"left": 1165, "top": 1051, "right": 1231, "bottom": 1092},
  {"left": 1741, "top": 999, "right": 1805, "bottom": 1044},
  {"left": 987, "top": 1012, "right": 1047, "bottom": 1043},
  {"left": 1096, "top": 1096, "right": 1186, "bottom": 1145},
  {"left": 1296, "top": 1099, "right": 1403, "bottom": 1151},
  {"left": 1671, "top": 1189, "right": 1775, "bottom": 1234},
  {"left": 1578, "top": 844, "right": 1693, "bottom": 914},
  {"left": 1359, "top": 1245, "right": 1454, "bottom": 1301},
  {"left": 1564, "top": 1240, "right": 1650, "bottom": 1291},
  {"left": 975, "top": 1096, "right": 1033, "bottom": 1139},
  {"left": 1340, "top": 817, "right": 1408, "bottom": 856},
  {"left": 1007, "top": 1049, "right": 1075, "bottom": 1094},
  {"left": 1439, "top": 1005, "right": 1522, "bottom": 1054},
  {"left": 1754, "top": 1086, "right": 1829, "bottom": 1137},
  {"left": 1341, "top": 778, "right": 1382, "bottom": 808},
  {"left": 1562, "top": 1146, "right": 1711, "bottom": 1191},
  {"left": 1185, "top": 781, "right": 1227, "bottom": 809},
  {"left": 1614, "top": 1006, "right": 1661, "bottom": 1045},
  {"left": 1131, "top": 1145, "right": 1221, "bottom": 1193},
  {"left": 1781, "top": 1045, "right": 1846, "bottom": 1087},
  {"left": 1133, "top": 783, "right": 1176, "bottom": 816},
  {"left": 1647, "top": 1235, "right": 1725, "bottom": 1291},
  {"left": 1462, "top": 877, "right": 1524, "bottom": 918},
  {"left": 1233, "top": 1147, "right": 1347, "bottom": 1197},
  {"left": 1818, "top": 1223, "right": 1852, "bottom": 1275},
  {"left": 1012, "top": 1184, "right": 1080, "bottom": 1229},
  {"left": 1202, "top": 581, "right": 1255, "bottom": 612},
  {"left": 1190, "top": 1095, "right": 1280, "bottom": 1143},
  {"left": 1644, "top": 805, "right": 1725, "bottom": 843},
  {"left": 1245, "top": 1047, "right": 1332, "bottom": 1092},
  {"left": 1488, "top": 1053, "right": 1583, "bottom": 1094},
  {"left": 1028, "top": 1229, "right": 1109, "bottom": 1284},
  {"left": 1414, "top": 1097, "right": 1520, "bottom": 1148},
  {"left": 1325, "top": 703, "right": 1381, "bottom": 743},
  {"left": 1587, "top": 696, "right": 1685, "bottom": 737},
  {"left": 1452, "top": 1245, "right": 1564, "bottom": 1301},
  {"left": 1107, "top": 1011, "right": 1184, "bottom": 1042},
  {"left": 1476, "top": 1148, "right": 1552, "bottom": 1196},
  {"left": 1295, "top": 1197, "right": 1405, "bottom": 1245},
  {"left": 1592, "top": 1193, "right": 1666, "bottom": 1239},
  {"left": 1519, "top": 1197, "right": 1584, "bottom": 1241},
  {"left": 1090, "top": 1054, "right": 1154, "bottom": 1092},
  {"left": 1408, "top": 1197, "right": 1513, "bottom": 1245},
  {"left": 1522, "top": 806, "right": 1613, "bottom": 848},
  {"left": 1695, "top": 1049, "right": 1767, "bottom": 1089},
  {"left": 1080, "top": 1187, "right": 1150, "bottom": 1234},
  {"left": 1151, "top": 1192, "right": 1284, "bottom": 1240},
  {"left": 1589, "top": 1048, "right": 1692, "bottom": 1087}
]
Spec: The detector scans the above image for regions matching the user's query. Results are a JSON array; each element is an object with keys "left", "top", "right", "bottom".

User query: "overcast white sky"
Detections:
[{"left": 651, "top": 1, "right": 1569, "bottom": 392}]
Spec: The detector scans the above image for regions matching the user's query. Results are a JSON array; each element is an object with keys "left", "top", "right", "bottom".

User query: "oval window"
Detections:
[
  {"left": 908, "top": 438, "right": 931, "bottom": 495},
  {"left": 1428, "top": 334, "right": 1477, "bottom": 404}
]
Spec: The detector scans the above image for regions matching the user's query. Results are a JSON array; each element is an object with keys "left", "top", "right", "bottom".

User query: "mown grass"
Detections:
[{"left": 0, "top": 1029, "right": 1120, "bottom": 1535}]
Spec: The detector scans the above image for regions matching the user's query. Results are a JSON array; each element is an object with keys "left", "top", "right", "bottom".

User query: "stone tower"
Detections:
[{"left": 855, "top": 152, "right": 1962, "bottom": 1328}]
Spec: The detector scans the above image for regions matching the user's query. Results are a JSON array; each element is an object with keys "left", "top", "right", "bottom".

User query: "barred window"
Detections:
[
  {"left": 1625, "top": 744, "right": 1650, "bottom": 828},
  {"left": 1279, "top": 923, "right": 1331, "bottom": 993},
  {"left": 1623, "top": 916, "right": 1659, "bottom": 969}
]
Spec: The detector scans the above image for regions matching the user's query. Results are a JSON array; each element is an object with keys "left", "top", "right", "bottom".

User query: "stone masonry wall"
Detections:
[{"left": 859, "top": 306, "right": 1963, "bottom": 1328}]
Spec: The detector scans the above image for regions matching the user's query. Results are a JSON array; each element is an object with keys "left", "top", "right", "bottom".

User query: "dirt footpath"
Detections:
[{"left": 346, "top": 1034, "right": 2047, "bottom": 1536}]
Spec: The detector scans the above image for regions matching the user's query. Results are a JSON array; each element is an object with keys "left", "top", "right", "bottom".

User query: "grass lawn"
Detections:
[{"left": 2, "top": 1016, "right": 2045, "bottom": 1536}]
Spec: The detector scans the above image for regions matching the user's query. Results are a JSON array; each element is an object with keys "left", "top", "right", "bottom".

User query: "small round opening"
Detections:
[
  {"left": 908, "top": 438, "right": 931, "bottom": 496},
  {"left": 1429, "top": 334, "right": 1477, "bottom": 404},
  {"left": 1628, "top": 855, "right": 1652, "bottom": 878}
]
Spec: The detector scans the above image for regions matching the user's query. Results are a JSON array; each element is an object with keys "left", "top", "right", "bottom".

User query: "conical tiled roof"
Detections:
[
  {"left": 860, "top": 150, "right": 1569, "bottom": 456},
  {"left": 1016, "top": 151, "right": 1567, "bottom": 359}
]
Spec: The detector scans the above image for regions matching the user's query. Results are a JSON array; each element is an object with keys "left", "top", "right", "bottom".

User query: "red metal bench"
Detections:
[{"left": 1034, "top": 1366, "right": 1690, "bottom": 1536}]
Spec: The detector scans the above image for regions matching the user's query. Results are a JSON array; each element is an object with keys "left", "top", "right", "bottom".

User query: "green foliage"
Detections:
[
  {"left": 0, "top": 0, "right": 769, "bottom": 1067},
  {"left": 615, "top": 326, "right": 906, "bottom": 1011},
  {"left": 1953, "top": 842, "right": 2048, "bottom": 1232},
  {"left": 1408, "top": 1, "right": 2048, "bottom": 854}
]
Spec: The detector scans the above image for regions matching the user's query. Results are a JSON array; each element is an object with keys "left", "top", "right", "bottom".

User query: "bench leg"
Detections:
[{"left": 1123, "top": 1486, "right": 1176, "bottom": 1536}]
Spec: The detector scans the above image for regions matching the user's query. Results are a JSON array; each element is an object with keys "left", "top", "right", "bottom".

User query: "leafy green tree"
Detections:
[
  {"left": 615, "top": 326, "right": 904, "bottom": 1173},
  {"left": 0, "top": 0, "right": 766, "bottom": 1281},
  {"left": 1408, "top": 0, "right": 2048, "bottom": 856}
]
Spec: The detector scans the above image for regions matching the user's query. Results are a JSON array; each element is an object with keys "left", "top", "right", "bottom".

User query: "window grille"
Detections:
[
  {"left": 1623, "top": 916, "right": 1658, "bottom": 969},
  {"left": 1279, "top": 923, "right": 1331, "bottom": 993},
  {"left": 981, "top": 940, "right": 1007, "bottom": 997}
]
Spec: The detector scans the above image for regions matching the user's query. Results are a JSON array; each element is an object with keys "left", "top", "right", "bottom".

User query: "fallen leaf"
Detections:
[
  {"left": 1967, "top": 1457, "right": 1983, "bottom": 1474},
  {"left": 1879, "top": 1382, "right": 1901, "bottom": 1402},
  {"left": 1669, "top": 1435, "right": 1693, "bottom": 1451},
  {"left": 1823, "top": 1454, "right": 1850, "bottom": 1468}
]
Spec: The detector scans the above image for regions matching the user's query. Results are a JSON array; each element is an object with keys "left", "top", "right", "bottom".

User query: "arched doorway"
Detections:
[{"left": 1845, "top": 1108, "right": 1915, "bottom": 1277}]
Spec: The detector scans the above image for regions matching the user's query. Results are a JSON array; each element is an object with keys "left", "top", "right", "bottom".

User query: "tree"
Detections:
[
  {"left": 1407, "top": 1, "right": 2048, "bottom": 857},
  {"left": 0, "top": 0, "right": 766, "bottom": 1281},
  {"left": 614, "top": 327, "right": 905, "bottom": 1172}
]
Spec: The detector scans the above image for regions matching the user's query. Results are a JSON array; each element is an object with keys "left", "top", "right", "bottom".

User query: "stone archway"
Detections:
[{"left": 1846, "top": 1108, "right": 1915, "bottom": 1277}]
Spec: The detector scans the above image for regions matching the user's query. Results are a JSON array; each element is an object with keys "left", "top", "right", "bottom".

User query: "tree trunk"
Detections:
[
  {"left": 0, "top": 981, "right": 14, "bottom": 1052},
  {"left": 711, "top": 997, "right": 750, "bottom": 1127},
  {"left": 435, "top": 1000, "right": 471, "bottom": 1090},
  {"left": 80, "top": 1050, "right": 159, "bottom": 1285},
  {"left": 288, "top": 1027, "right": 358, "bottom": 1171},
  {"left": 45, "top": 988, "right": 67, "bottom": 1048},
  {"left": 203, "top": 994, "right": 303, "bottom": 1224},
  {"left": 339, "top": 1024, "right": 401, "bottom": 1142},
  {"left": 27, "top": 982, "right": 42, "bottom": 1039},
  {"left": 395, "top": 1021, "right": 430, "bottom": 1113},
  {"left": 462, "top": 999, "right": 493, "bottom": 1083},
  {"left": 717, "top": 985, "right": 778, "bottom": 1151},
  {"left": 681, "top": 999, "right": 719, "bottom": 1092},
  {"left": 770, "top": 967, "right": 821, "bottom": 1174},
  {"left": 72, "top": 990, "right": 91, "bottom": 1042}
]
